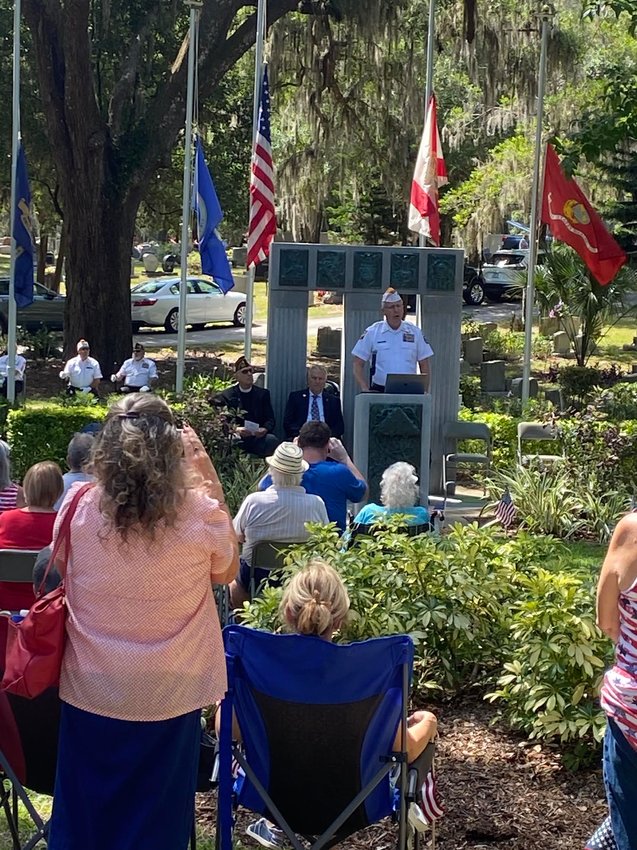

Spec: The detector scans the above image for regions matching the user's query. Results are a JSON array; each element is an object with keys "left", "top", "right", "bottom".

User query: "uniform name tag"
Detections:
[{"left": 403, "top": 333, "right": 415, "bottom": 343}]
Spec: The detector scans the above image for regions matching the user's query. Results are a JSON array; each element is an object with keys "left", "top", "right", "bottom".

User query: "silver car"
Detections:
[
  {"left": 0, "top": 278, "right": 65, "bottom": 332},
  {"left": 131, "top": 277, "right": 247, "bottom": 333}
]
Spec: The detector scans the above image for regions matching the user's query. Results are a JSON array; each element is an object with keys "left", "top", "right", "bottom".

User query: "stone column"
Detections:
[
  {"left": 265, "top": 289, "right": 309, "bottom": 439},
  {"left": 341, "top": 292, "right": 382, "bottom": 452}
]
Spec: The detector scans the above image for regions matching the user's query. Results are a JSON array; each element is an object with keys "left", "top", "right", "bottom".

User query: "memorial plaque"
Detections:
[
  {"left": 317, "top": 250, "right": 346, "bottom": 288},
  {"left": 367, "top": 404, "right": 423, "bottom": 502},
  {"left": 390, "top": 253, "right": 419, "bottom": 290},
  {"left": 426, "top": 253, "right": 456, "bottom": 292},
  {"left": 279, "top": 249, "right": 309, "bottom": 287},
  {"left": 353, "top": 251, "right": 383, "bottom": 290}
]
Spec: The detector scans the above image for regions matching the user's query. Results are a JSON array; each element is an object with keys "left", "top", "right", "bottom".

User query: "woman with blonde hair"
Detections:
[
  {"left": 47, "top": 393, "right": 238, "bottom": 850},
  {"left": 244, "top": 561, "right": 440, "bottom": 848}
]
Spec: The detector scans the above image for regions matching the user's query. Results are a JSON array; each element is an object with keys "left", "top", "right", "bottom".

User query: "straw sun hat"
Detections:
[{"left": 266, "top": 442, "right": 308, "bottom": 475}]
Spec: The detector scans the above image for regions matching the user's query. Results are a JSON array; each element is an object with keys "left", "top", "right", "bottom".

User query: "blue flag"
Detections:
[
  {"left": 193, "top": 137, "right": 234, "bottom": 293},
  {"left": 12, "top": 144, "right": 34, "bottom": 308}
]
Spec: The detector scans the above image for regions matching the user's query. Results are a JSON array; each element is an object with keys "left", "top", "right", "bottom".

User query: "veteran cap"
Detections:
[
  {"left": 133, "top": 342, "right": 145, "bottom": 352},
  {"left": 381, "top": 287, "right": 402, "bottom": 305},
  {"left": 234, "top": 355, "right": 252, "bottom": 373}
]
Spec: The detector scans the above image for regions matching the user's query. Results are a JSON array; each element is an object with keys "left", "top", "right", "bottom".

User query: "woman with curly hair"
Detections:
[
  {"left": 351, "top": 461, "right": 429, "bottom": 527},
  {"left": 47, "top": 393, "right": 238, "bottom": 850}
]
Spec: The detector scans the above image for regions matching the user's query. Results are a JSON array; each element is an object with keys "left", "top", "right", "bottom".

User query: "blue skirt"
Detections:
[{"left": 48, "top": 702, "right": 201, "bottom": 850}]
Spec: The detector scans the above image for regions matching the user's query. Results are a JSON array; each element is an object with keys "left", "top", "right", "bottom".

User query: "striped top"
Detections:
[
  {"left": 0, "top": 482, "right": 20, "bottom": 513},
  {"left": 600, "top": 576, "right": 637, "bottom": 750},
  {"left": 55, "top": 483, "right": 236, "bottom": 722}
]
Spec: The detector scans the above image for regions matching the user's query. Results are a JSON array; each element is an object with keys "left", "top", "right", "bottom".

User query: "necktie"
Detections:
[{"left": 311, "top": 394, "right": 320, "bottom": 421}]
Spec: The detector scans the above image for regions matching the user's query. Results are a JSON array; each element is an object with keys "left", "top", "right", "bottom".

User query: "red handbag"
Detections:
[{"left": 1, "top": 483, "right": 94, "bottom": 698}]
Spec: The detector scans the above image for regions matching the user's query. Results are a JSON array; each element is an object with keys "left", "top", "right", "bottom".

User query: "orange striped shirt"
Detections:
[{"left": 54, "top": 483, "right": 235, "bottom": 721}]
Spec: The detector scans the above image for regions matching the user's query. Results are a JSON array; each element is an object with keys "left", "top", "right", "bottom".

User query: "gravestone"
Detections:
[
  {"left": 544, "top": 387, "right": 563, "bottom": 408},
  {"left": 552, "top": 331, "right": 570, "bottom": 356},
  {"left": 480, "top": 360, "right": 506, "bottom": 393},
  {"left": 539, "top": 316, "right": 559, "bottom": 337},
  {"left": 464, "top": 337, "right": 483, "bottom": 366},
  {"left": 265, "top": 243, "right": 464, "bottom": 493},
  {"left": 511, "top": 376, "right": 538, "bottom": 398},
  {"left": 478, "top": 322, "right": 497, "bottom": 337},
  {"left": 316, "top": 326, "right": 341, "bottom": 357}
]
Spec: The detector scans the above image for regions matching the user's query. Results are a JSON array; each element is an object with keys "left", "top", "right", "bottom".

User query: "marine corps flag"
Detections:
[{"left": 541, "top": 144, "right": 626, "bottom": 285}]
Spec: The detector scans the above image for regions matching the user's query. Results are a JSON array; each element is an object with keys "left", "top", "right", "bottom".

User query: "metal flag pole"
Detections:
[
  {"left": 244, "top": 0, "right": 267, "bottom": 360},
  {"left": 522, "top": 5, "right": 552, "bottom": 404},
  {"left": 416, "top": 0, "right": 435, "bottom": 329},
  {"left": 176, "top": 0, "right": 202, "bottom": 394},
  {"left": 8, "top": 0, "right": 22, "bottom": 404}
]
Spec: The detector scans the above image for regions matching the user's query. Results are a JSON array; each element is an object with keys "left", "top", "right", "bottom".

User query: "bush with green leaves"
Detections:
[
  {"left": 7, "top": 402, "right": 107, "bottom": 479},
  {"left": 591, "top": 382, "right": 637, "bottom": 422},
  {"left": 483, "top": 329, "right": 525, "bottom": 360},
  {"left": 459, "top": 409, "right": 518, "bottom": 469},
  {"left": 558, "top": 414, "right": 637, "bottom": 495},
  {"left": 244, "top": 523, "right": 610, "bottom": 752},
  {"left": 486, "top": 568, "right": 611, "bottom": 753}
]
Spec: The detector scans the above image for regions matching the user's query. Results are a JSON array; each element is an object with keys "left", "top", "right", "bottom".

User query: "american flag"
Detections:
[
  {"left": 495, "top": 488, "right": 516, "bottom": 529},
  {"left": 247, "top": 66, "right": 276, "bottom": 269}
]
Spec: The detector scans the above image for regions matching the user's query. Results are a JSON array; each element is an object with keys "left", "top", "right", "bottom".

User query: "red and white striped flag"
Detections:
[
  {"left": 408, "top": 94, "right": 448, "bottom": 245},
  {"left": 247, "top": 66, "right": 276, "bottom": 269}
]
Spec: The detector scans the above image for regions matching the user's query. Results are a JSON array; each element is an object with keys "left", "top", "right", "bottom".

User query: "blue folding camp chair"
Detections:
[{"left": 218, "top": 625, "right": 419, "bottom": 850}]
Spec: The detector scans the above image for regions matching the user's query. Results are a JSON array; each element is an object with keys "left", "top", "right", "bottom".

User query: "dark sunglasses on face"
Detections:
[{"left": 240, "top": 368, "right": 253, "bottom": 374}]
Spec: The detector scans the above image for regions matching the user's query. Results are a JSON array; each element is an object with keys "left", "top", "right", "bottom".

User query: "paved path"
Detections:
[{"left": 135, "top": 302, "right": 523, "bottom": 351}]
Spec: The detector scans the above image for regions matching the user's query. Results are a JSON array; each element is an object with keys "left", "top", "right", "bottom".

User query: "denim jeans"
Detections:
[{"left": 603, "top": 718, "right": 637, "bottom": 850}]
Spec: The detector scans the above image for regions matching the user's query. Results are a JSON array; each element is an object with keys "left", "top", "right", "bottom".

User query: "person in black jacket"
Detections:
[
  {"left": 283, "top": 365, "right": 345, "bottom": 440},
  {"left": 215, "top": 357, "right": 279, "bottom": 458}
]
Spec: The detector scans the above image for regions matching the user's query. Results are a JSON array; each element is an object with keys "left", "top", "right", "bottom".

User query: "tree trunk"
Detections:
[
  {"left": 52, "top": 227, "right": 66, "bottom": 293},
  {"left": 37, "top": 235, "right": 48, "bottom": 284}
]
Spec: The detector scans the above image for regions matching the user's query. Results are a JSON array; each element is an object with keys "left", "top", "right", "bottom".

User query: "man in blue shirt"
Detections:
[{"left": 260, "top": 421, "right": 367, "bottom": 531}]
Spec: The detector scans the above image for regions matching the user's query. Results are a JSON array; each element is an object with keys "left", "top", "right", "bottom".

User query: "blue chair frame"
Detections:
[{"left": 218, "top": 625, "right": 415, "bottom": 850}]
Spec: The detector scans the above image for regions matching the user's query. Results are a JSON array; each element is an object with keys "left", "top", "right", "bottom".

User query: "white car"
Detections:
[
  {"left": 131, "top": 277, "right": 246, "bottom": 333},
  {"left": 482, "top": 249, "right": 545, "bottom": 302}
]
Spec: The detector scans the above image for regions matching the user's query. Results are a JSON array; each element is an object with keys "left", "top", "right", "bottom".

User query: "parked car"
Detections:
[
  {"left": 482, "top": 250, "right": 545, "bottom": 302},
  {"left": 131, "top": 277, "right": 246, "bottom": 333},
  {"left": 0, "top": 277, "right": 65, "bottom": 332}
]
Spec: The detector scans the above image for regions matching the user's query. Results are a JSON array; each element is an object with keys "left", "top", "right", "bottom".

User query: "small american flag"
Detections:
[
  {"left": 585, "top": 816, "right": 616, "bottom": 850},
  {"left": 247, "top": 66, "right": 276, "bottom": 269},
  {"left": 495, "top": 488, "right": 516, "bottom": 529}
]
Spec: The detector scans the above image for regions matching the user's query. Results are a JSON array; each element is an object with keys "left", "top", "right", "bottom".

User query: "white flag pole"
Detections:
[
  {"left": 522, "top": 8, "right": 552, "bottom": 405},
  {"left": 176, "top": 0, "right": 202, "bottom": 394},
  {"left": 244, "top": 0, "right": 267, "bottom": 361},
  {"left": 8, "top": 0, "right": 22, "bottom": 404},
  {"left": 416, "top": 0, "right": 435, "bottom": 329}
]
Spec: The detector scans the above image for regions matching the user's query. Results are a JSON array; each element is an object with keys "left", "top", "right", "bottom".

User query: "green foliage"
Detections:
[
  {"left": 591, "top": 382, "right": 637, "bottom": 421},
  {"left": 558, "top": 414, "right": 637, "bottom": 495},
  {"left": 486, "top": 568, "right": 610, "bottom": 748},
  {"left": 483, "top": 330, "right": 525, "bottom": 360},
  {"left": 16, "top": 327, "right": 62, "bottom": 360},
  {"left": 459, "top": 375, "right": 481, "bottom": 410},
  {"left": 7, "top": 402, "right": 107, "bottom": 480},
  {"left": 556, "top": 365, "right": 605, "bottom": 406},
  {"left": 459, "top": 409, "right": 518, "bottom": 469}
]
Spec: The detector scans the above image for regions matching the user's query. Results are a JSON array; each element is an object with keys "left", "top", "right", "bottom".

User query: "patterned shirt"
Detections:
[
  {"left": 54, "top": 483, "right": 235, "bottom": 721},
  {"left": 600, "top": 576, "right": 637, "bottom": 750}
]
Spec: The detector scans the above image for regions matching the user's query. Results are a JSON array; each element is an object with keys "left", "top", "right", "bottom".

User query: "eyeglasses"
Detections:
[{"left": 240, "top": 368, "right": 253, "bottom": 375}]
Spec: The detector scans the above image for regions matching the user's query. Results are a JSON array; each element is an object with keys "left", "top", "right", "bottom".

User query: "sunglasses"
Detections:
[{"left": 240, "top": 368, "right": 253, "bottom": 375}]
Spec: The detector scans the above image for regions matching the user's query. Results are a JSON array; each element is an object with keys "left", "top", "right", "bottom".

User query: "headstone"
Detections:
[
  {"left": 253, "top": 372, "right": 265, "bottom": 388},
  {"left": 539, "top": 316, "right": 559, "bottom": 337},
  {"left": 544, "top": 387, "right": 563, "bottom": 408},
  {"left": 632, "top": 363, "right": 637, "bottom": 374},
  {"left": 552, "top": 331, "right": 570, "bottom": 356},
  {"left": 511, "top": 377, "right": 538, "bottom": 398},
  {"left": 480, "top": 360, "right": 506, "bottom": 393},
  {"left": 478, "top": 322, "right": 497, "bottom": 337},
  {"left": 620, "top": 373, "right": 637, "bottom": 383},
  {"left": 316, "top": 326, "right": 342, "bottom": 357},
  {"left": 575, "top": 333, "right": 596, "bottom": 357},
  {"left": 561, "top": 317, "right": 580, "bottom": 336},
  {"left": 464, "top": 337, "right": 483, "bottom": 366},
  {"left": 459, "top": 358, "right": 471, "bottom": 376}
]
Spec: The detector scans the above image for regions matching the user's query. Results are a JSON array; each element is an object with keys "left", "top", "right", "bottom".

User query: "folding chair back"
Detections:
[
  {"left": 249, "top": 541, "right": 290, "bottom": 598},
  {"left": 517, "top": 421, "right": 562, "bottom": 465},
  {"left": 0, "top": 550, "right": 39, "bottom": 583},
  {"left": 0, "top": 688, "right": 60, "bottom": 849},
  {"left": 219, "top": 625, "right": 414, "bottom": 850},
  {"left": 442, "top": 420, "right": 492, "bottom": 493}
]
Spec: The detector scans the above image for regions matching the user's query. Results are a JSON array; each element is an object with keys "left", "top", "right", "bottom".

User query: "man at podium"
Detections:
[{"left": 351, "top": 288, "right": 433, "bottom": 393}]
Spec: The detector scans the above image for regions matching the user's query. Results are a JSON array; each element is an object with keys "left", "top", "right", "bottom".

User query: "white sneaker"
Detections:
[{"left": 408, "top": 802, "right": 429, "bottom": 833}]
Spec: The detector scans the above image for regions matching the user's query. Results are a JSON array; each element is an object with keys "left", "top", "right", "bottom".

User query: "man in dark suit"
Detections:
[
  {"left": 283, "top": 365, "right": 345, "bottom": 440},
  {"left": 215, "top": 356, "right": 279, "bottom": 458}
]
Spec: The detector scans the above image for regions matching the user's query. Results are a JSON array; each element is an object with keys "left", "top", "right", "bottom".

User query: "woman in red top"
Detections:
[{"left": 0, "top": 460, "right": 63, "bottom": 613}]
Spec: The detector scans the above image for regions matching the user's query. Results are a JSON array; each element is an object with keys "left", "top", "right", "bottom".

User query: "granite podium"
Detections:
[{"left": 264, "top": 242, "right": 464, "bottom": 494}]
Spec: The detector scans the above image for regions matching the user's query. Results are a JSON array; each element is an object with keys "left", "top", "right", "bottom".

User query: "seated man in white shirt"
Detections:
[
  {"left": 229, "top": 442, "right": 328, "bottom": 608},
  {"left": 0, "top": 348, "right": 26, "bottom": 397},
  {"left": 59, "top": 339, "right": 103, "bottom": 397},
  {"left": 111, "top": 343, "right": 158, "bottom": 393}
]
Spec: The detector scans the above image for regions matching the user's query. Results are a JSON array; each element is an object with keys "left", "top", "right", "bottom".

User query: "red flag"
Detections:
[
  {"left": 408, "top": 94, "right": 448, "bottom": 245},
  {"left": 247, "top": 66, "right": 276, "bottom": 269},
  {"left": 541, "top": 144, "right": 626, "bottom": 285}
]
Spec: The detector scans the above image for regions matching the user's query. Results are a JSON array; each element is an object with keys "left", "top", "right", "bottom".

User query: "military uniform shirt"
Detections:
[
  {"left": 116, "top": 357, "right": 158, "bottom": 387},
  {"left": 62, "top": 355, "right": 103, "bottom": 389},
  {"left": 351, "top": 319, "right": 434, "bottom": 387}
]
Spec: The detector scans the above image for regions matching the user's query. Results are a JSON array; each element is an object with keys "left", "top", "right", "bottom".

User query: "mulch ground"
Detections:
[{"left": 195, "top": 695, "right": 606, "bottom": 849}]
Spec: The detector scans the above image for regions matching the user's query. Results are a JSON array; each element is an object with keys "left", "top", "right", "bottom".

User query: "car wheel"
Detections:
[
  {"left": 233, "top": 303, "right": 247, "bottom": 327},
  {"left": 165, "top": 308, "right": 180, "bottom": 333},
  {"left": 463, "top": 277, "right": 484, "bottom": 306}
]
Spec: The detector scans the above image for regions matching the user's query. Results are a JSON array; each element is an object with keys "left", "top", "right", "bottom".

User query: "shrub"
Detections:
[
  {"left": 459, "top": 375, "right": 481, "bottom": 410},
  {"left": 7, "top": 402, "right": 107, "bottom": 479},
  {"left": 558, "top": 414, "right": 637, "bottom": 495},
  {"left": 483, "top": 329, "right": 524, "bottom": 360},
  {"left": 591, "top": 383, "right": 637, "bottom": 422},
  {"left": 459, "top": 410, "right": 518, "bottom": 469}
]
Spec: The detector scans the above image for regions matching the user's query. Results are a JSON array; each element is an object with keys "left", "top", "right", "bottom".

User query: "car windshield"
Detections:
[
  {"left": 132, "top": 281, "right": 170, "bottom": 295},
  {"left": 490, "top": 253, "right": 525, "bottom": 267}
]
